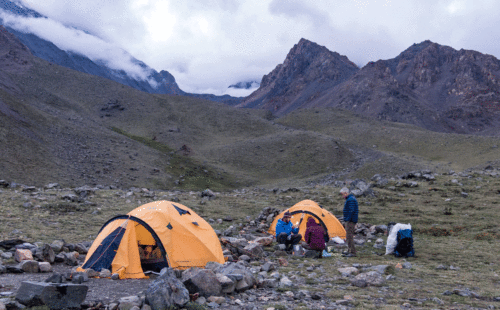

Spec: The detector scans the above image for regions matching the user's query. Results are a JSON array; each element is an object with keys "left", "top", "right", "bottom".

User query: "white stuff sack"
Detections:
[
  {"left": 331, "top": 236, "right": 345, "bottom": 244},
  {"left": 385, "top": 223, "right": 412, "bottom": 255}
]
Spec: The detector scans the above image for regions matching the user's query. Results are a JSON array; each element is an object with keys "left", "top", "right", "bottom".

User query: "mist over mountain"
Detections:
[
  {"left": 0, "top": 0, "right": 242, "bottom": 105},
  {"left": 229, "top": 81, "right": 260, "bottom": 90}
]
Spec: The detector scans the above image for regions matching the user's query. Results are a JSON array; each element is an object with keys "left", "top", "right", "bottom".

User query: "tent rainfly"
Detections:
[
  {"left": 268, "top": 200, "right": 346, "bottom": 241},
  {"left": 78, "top": 200, "right": 224, "bottom": 279}
]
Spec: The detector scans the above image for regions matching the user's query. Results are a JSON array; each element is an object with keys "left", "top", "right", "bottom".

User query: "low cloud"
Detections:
[
  {"left": 9, "top": 0, "right": 500, "bottom": 96},
  {"left": 0, "top": 9, "right": 153, "bottom": 81}
]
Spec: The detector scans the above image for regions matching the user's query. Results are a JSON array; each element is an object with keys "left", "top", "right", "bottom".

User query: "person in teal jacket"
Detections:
[{"left": 275, "top": 211, "right": 302, "bottom": 252}]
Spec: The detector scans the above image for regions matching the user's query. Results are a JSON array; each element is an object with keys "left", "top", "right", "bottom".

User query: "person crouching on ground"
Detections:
[
  {"left": 275, "top": 211, "right": 302, "bottom": 252},
  {"left": 341, "top": 187, "right": 358, "bottom": 257},
  {"left": 304, "top": 217, "right": 328, "bottom": 258}
]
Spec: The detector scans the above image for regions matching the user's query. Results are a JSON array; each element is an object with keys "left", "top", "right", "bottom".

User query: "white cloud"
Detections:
[
  {"left": 0, "top": 9, "right": 153, "bottom": 81},
  {"left": 10, "top": 0, "right": 500, "bottom": 95},
  {"left": 224, "top": 86, "right": 259, "bottom": 98}
]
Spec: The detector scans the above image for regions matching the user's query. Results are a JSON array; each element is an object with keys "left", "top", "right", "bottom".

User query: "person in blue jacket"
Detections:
[
  {"left": 275, "top": 211, "right": 302, "bottom": 252},
  {"left": 341, "top": 187, "right": 358, "bottom": 257}
]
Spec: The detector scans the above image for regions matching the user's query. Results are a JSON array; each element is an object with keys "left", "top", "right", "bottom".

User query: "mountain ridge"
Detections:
[
  {"left": 242, "top": 39, "right": 500, "bottom": 135},
  {"left": 3, "top": 0, "right": 499, "bottom": 136}
]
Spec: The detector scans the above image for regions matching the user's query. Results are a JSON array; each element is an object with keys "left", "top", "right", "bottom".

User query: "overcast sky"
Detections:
[{"left": 4, "top": 0, "right": 500, "bottom": 96}]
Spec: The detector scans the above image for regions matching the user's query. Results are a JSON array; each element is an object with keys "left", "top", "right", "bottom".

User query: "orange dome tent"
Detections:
[
  {"left": 268, "top": 200, "right": 346, "bottom": 241},
  {"left": 78, "top": 201, "right": 224, "bottom": 279}
]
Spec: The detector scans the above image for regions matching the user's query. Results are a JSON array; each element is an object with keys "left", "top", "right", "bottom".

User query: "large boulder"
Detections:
[
  {"left": 0, "top": 239, "right": 25, "bottom": 250},
  {"left": 64, "top": 252, "right": 79, "bottom": 266},
  {"left": 215, "top": 262, "right": 257, "bottom": 292},
  {"left": 50, "top": 240, "right": 65, "bottom": 253},
  {"left": 242, "top": 243, "right": 264, "bottom": 258},
  {"left": 19, "top": 260, "right": 39, "bottom": 273},
  {"left": 145, "top": 268, "right": 189, "bottom": 310},
  {"left": 15, "top": 281, "right": 88, "bottom": 309},
  {"left": 32, "top": 244, "right": 55, "bottom": 263},
  {"left": 252, "top": 237, "right": 273, "bottom": 246},
  {"left": 118, "top": 296, "right": 142, "bottom": 310},
  {"left": 74, "top": 243, "right": 89, "bottom": 254},
  {"left": 215, "top": 273, "right": 235, "bottom": 294},
  {"left": 181, "top": 268, "right": 221, "bottom": 297},
  {"left": 14, "top": 249, "right": 33, "bottom": 262}
]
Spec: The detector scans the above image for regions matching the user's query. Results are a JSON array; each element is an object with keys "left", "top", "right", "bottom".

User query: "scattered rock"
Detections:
[
  {"left": 351, "top": 271, "right": 386, "bottom": 287},
  {"left": 38, "top": 262, "right": 52, "bottom": 273},
  {"left": 19, "top": 260, "right": 39, "bottom": 273},
  {"left": 15, "top": 281, "right": 88, "bottom": 309},
  {"left": 145, "top": 268, "right": 190, "bottom": 310},
  {"left": 338, "top": 267, "right": 358, "bottom": 277},
  {"left": 182, "top": 268, "right": 222, "bottom": 297},
  {"left": 14, "top": 249, "right": 33, "bottom": 262}
]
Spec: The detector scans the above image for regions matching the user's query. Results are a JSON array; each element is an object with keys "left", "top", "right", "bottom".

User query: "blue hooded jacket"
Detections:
[
  {"left": 275, "top": 218, "right": 299, "bottom": 238},
  {"left": 343, "top": 194, "right": 358, "bottom": 223}
]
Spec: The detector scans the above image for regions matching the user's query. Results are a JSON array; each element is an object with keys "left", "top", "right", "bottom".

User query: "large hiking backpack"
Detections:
[{"left": 394, "top": 228, "right": 414, "bottom": 257}]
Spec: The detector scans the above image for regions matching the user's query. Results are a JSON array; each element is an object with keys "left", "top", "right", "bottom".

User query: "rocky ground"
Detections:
[
  {"left": 0, "top": 222, "right": 410, "bottom": 310},
  {"left": 1, "top": 167, "right": 500, "bottom": 309}
]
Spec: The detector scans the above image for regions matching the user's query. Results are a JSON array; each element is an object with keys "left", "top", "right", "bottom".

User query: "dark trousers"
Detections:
[
  {"left": 345, "top": 221, "right": 356, "bottom": 255},
  {"left": 302, "top": 243, "right": 323, "bottom": 258},
  {"left": 277, "top": 232, "right": 302, "bottom": 250}
]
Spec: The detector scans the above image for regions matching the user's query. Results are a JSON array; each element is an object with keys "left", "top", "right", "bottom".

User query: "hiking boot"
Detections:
[
  {"left": 341, "top": 251, "right": 349, "bottom": 255},
  {"left": 342, "top": 253, "right": 356, "bottom": 258}
]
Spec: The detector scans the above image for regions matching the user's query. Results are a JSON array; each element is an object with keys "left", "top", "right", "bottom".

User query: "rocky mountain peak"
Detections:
[
  {"left": 239, "top": 38, "right": 358, "bottom": 115},
  {"left": 305, "top": 40, "right": 500, "bottom": 134},
  {"left": 260, "top": 38, "right": 358, "bottom": 89}
]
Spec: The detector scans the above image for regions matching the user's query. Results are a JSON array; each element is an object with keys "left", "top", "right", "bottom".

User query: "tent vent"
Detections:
[
  {"left": 167, "top": 223, "right": 173, "bottom": 230},
  {"left": 192, "top": 222, "right": 199, "bottom": 226},
  {"left": 173, "top": 204, "right": 191, "bottom": 216}
]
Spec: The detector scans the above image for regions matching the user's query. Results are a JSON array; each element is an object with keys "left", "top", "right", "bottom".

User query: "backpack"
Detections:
[{"left": 394, "top": 229, "right": 414, "bottom": 257}]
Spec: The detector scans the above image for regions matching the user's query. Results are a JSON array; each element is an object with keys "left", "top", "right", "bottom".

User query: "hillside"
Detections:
[
  {"left": 2, "top": 27, "right": 500, "bottom": 190},
  {"left": 276, "top": 108, "right": 500, "bottom": 180},
  {"left": 0, "top": 28, "right": 357, "bottom": 189}
]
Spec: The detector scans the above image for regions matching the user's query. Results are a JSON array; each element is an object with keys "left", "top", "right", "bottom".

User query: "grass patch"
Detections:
[{"left": 111, "top": 127, "right": 239, "bottom": 191}]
